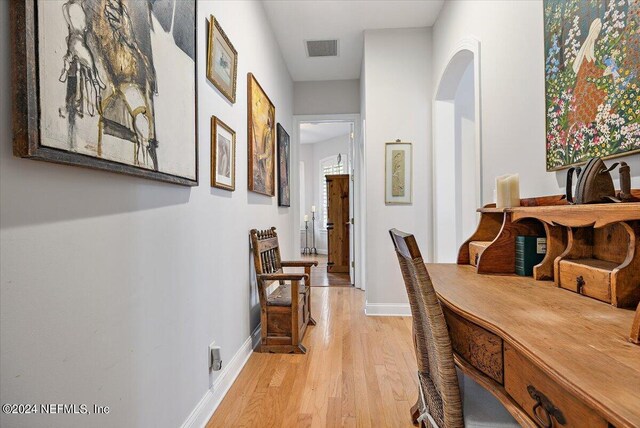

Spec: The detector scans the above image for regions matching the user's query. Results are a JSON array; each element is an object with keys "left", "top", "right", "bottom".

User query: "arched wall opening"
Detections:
[{"left": 432, "top": 40, "right": 482, "bottom": 263}]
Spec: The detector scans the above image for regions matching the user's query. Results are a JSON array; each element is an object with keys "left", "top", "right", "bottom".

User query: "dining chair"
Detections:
[{"left": 389, "top": 228, "right": 519, "bottom": 428}]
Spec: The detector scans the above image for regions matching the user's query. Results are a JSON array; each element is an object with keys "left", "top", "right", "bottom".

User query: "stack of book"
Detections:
[{"left": 515, "top": 236, "right": 546, "bottom": 276}]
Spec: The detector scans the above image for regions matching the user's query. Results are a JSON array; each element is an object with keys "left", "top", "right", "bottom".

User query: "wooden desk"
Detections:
[{"left": 427, "top": 264, "right": 640, "bottom": 428}]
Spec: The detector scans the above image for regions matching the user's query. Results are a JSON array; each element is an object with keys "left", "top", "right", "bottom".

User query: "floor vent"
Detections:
[{"left": 306, "top": 40, "right": 339, "bottom": 57}]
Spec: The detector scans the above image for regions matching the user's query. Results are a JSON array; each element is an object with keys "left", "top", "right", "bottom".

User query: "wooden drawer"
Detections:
[
  {"left": 558, "top": 259, "right": 613, "bottom": 304},
  {"left": 443, "top": 306, "right": 503, "bottom": 384},
  {"left": 469, "top": 241, "right": 491, "bottom": 267},
  {"left": 504, "top": 343, "right": 607, "bottom": 428}
]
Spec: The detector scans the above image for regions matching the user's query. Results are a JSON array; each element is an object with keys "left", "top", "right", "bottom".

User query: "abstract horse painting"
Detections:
[{"left": 13, "top": 0, "right": 197, "bottom": 185}]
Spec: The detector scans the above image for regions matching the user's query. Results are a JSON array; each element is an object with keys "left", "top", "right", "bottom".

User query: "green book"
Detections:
[{"left": 515, "top": 236, "right": 546, "bottom": 276}]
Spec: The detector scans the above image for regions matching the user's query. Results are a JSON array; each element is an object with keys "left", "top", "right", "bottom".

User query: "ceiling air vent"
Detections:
[{"left": 306, "top": 40, "right": 339, "bottom": 58}]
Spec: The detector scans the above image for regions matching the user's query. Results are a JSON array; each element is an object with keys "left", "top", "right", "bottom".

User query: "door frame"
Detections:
[{"left": 293, "top": 114, "right": 363, "bottom": 289}]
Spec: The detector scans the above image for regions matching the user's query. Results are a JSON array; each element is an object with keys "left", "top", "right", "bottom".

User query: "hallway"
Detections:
[
  {"left": 302, "top": 255, "right": 352, "bottom": 287},
  {"left": 207, "top": 287, "right": 417, "bottom": 427}
]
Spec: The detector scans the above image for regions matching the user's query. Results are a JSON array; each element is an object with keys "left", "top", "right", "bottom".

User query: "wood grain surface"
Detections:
[
  {"left": 207, "top": 287, "right": 418, "bottom": 427},
  {"left": 427, "top": 264, "right": 640, "bottom": 428}
]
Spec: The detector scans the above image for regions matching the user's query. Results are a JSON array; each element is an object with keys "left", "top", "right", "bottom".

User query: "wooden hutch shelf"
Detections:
[
  {"left": 459, "top": 198, "right": 640, "bottom": 302},
  {"left": 457, "top": 194, "right": 640, "bottom": 343},
  {"left": 510, "top": 203, "right": 640, "bottom": 227}
]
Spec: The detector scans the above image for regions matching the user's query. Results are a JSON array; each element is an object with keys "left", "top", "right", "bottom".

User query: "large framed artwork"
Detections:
[
  {"left": 11, "top": 0, "right": 198, "bottom": 186},
  {"left": 211, "top": 116, "right": 235, "bottom": 191},
  {"left": 277, "top": 123, "right": 290, "bottom": 207},
  {"left": 207, "top": 15, "right": 237, "bottom": 104},
  {"left": 544, "top": 0, "right": 640, "bottom": 171},
  {"left": 385, "top": 141, "right": 412, "bottom": 205},
  {"left": 247, "top": 73, "right": 276, "bottom": 196}
]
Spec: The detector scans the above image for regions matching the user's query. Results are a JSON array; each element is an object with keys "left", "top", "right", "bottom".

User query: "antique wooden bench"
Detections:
[{"left": 250, "top": 227, "right": 317, "bottom": 353}]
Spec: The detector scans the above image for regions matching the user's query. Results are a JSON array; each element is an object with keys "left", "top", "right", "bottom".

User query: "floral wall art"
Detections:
[{"left": 544, "top": 0, "right": 640, "bottom": 170}]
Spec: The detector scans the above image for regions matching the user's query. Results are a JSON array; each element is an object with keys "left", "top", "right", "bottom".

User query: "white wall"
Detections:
[
  {"left": 433, "top": 59, "right": 477, "bottom": 263},
  {"left": 455, "top": 63, "right": 477, "bottom": 247},
  {"left": 0, "top": 2, "right": 294, "bottom": 427},
  {"left": 432, "top": 0, "right": 640, "bottom": 203},
  {"left": 293, "top": 79, "right": 361, "bottom": 115},
  {"left": 299, "top": 135, "right": 350, "bottom": 253},
  {"left": 362, "top": 28, "right": 432, "bottom": 314}
]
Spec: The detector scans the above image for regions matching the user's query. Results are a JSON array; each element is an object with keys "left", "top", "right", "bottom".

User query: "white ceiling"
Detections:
[
  {"left": 263, "top": 0, "right": 444, "bottom": 82},
  {"left": 300, "top": 122, "right": 352, "bottom": 144}
]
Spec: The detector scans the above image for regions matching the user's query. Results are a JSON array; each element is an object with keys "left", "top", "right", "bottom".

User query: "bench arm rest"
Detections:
[
  {"left": 257, "top": 273, "right": 309, "bottom": 281},
  {"left": 281, "top": 260, "right": 318, "bottom": 268}
]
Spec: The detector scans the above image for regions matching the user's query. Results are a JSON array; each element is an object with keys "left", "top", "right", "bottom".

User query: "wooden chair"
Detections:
[
  {"left": 389, "top": 229, "right": 518, "bottom": 428},
  {"left": 250, "top": 227, "right": 317, "bottom": 354}
]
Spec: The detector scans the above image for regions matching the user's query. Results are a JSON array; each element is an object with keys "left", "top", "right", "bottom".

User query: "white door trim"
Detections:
[{"left": 293, "top": 114, "right": 363, "bottom": 290}]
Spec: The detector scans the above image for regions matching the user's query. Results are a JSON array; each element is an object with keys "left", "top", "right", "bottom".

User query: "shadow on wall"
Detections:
[
  {"left": 247, "top": 236, "right": 263, "bottom": 348},
  {"left": 0, "top": 141, "right": 193, "bottom": 230}
]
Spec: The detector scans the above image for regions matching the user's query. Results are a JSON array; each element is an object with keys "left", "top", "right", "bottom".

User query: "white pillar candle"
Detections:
[
  {"left": 496, "top": 174, "right": 520, "bottom": 208},
  {"left": 496, "top": 175, "right": 508, "bottom": 208},
  {"left": 508, "top": 174, "right": 521, "bottom": 207},
  {"left": 311, "top": 205, "right": 316, "bottom": 213},
  {"left": 304, "top": 215, "right": 309, "bottom": 222}
]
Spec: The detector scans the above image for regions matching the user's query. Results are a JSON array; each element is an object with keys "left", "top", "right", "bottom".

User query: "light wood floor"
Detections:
[
  {"left": 302, "top": 255, "right": 352, "bottom": 287},
  {"left": 207, "top": 287, "right": 418, "bottom": 427}
]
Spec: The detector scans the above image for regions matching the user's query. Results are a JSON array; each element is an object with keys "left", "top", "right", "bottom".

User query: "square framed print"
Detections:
[
  {"left": 277, "top": 123, "right": 290, "bottom": 207},
  {"left": 11, "top": 0, "right": 198, "bottom": 186},
  {"left": 385, "top": 141, "right": 412, "bottom": 205},
  {"left": 211, "top": 116, "right": 235, "bottom": 191},
  {"left": 247, "top": 73, "right": 276, "bottom": 196},
  {"left": 207, "top": 15, "right": 237, "bottom": 104}
]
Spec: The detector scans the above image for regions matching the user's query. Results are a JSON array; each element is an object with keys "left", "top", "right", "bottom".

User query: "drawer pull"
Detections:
[
  {"left": 527, "top": 385, "right": 566, "bottom": 427},
  {"left": 474, "top": 253, "right": 479, "bottom": 265},
  {"left": 576, "top": 276, "right": 585, "bottom": 294}
]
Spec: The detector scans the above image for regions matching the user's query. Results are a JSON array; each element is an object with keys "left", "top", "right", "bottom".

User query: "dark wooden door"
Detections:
[{"left": 326, "top": 174, "right": 350, "bottom": 273}]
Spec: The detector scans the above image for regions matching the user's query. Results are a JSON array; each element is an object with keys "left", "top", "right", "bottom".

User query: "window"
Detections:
[{"left": 320, "top": 154, "right": 346, "bottom": 229}]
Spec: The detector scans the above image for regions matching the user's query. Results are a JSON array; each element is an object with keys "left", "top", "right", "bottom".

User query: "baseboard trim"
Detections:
[
  {"left": 180, "top": 334, "right": 255, "bottom": 428},
  {"left": 365, "top": 302, "right": 411, "bottom": 316}
]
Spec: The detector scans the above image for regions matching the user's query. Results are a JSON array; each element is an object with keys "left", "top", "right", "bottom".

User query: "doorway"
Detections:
[
  {"left": 293, "top": 115, "right": 362, "bottom": 288},
  {"left": 433, "top": 39, "right": 482, "bottom": 263}
]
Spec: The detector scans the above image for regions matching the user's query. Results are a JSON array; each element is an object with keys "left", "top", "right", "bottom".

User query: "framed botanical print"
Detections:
[
  {"left": 385, "top": 141, "right": 412, "bottom": 205},
  {"left": 207, "top": 15, "right": 237, "bottom": 104},
  {"left": 247, "top": 73, "right": 276, "bottom": 196},
  {"left": 277, "top": 124, "right": 291, "bottom": 207},
  {"left": 11, "top": 0, "right": 198, "bottom": 186},
  {"left": 211, "top": 116, "right": 235, "bottom": 191}
]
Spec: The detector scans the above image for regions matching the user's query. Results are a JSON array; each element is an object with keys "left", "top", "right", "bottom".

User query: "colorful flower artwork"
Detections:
[{"left": 544, "top": 0, "right": 640, "bottom": 171}]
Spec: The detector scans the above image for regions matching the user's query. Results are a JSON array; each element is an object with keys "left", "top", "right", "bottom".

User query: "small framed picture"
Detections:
[
  {"left": 211, "top": 117, "right": 236, "bottom": 191},
  {"left": 277, "top": 124, "right": 291, "bottom": 207},
  {"left": 385, "top": 141, "right": 412, "bottom": 204},
  {"left": 247, "top": 73, "right": 276, "bottom": 196},
  {"left": 207, "top": 15, "right": 238, "bottom": 103}
]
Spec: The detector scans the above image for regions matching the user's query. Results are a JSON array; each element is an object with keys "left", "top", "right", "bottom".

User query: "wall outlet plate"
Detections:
[{"left": 209, "top": 342, "right": 222, "bottom": 371}]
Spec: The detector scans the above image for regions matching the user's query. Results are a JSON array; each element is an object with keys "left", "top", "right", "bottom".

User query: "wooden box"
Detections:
[
  {"left": 469, "top": 241, "right": 491, "bottom": 267},
  {"left": 554, "top": 222, "right": 640, "bottom": 308}
]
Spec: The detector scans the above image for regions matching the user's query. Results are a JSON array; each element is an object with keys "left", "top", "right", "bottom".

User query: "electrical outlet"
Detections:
[{"left": 209, "top": 342, "right": 222, "bottom": 371}]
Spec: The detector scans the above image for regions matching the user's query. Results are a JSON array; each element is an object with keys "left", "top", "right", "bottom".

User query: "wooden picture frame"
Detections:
[
  {"left": 211, "top": 116, "right": 236, "bottom": 191},
  {"left": 247, "top": 73, "right": 276, "bottom": 196},
  {"left": 277, "top": 123, "right": 291, "bottom": 207},
  {"left": 10, "top": 0, "right": 199, "bottom": 186},
  {"left": 385, "top": 141, "right": 412, "bottom": 205},
  {"left": 207, "top": 15, "right": 237, "bottom": 104}
]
